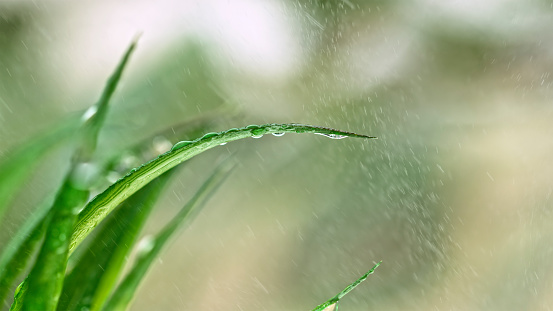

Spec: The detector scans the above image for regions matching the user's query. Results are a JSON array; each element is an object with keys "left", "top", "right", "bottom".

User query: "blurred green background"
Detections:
[{"left": 1, "top": 0, "right": 553, "bottom": 310}]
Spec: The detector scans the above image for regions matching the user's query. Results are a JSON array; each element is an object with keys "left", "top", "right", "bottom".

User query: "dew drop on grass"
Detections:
[
  {"left": 272, "top": 132, "right": 285, "bottom": 137},
  {"left": 219, "top": 142, "right": 227, "bottom": 146},
  {"left": 314, "top": 133, "right": 348, "bottom": 139},
  {"left": 137, "top": 235, "right": 155, "bottom": 255},
  {"left": 171, "top": 140, "right": 192, "bottom": 151},
  {"left": 70, "top": 162, "right": 100, "bottom": 190},
  {"left": 106, "top": 171, "right": 122, "bottom": 183},
  {"left": 81, "top": 105, "right": 98, "bottom": 122},
  {"left": 250, "top": 127, "right": 265, "bottom": 138},
  {"left": 152, "top": 136, "right": 172, "bottom": 154},
  {"left": 201, "top": 132, "right": 219, "bottom": 140},
  {"left": 119, "top": 153, "right": 139, "bottom": 170}
]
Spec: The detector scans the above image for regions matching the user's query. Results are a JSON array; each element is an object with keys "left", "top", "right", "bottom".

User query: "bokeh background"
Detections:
[{"left": 1, "top": 0, "right": 553, "bottom": 310}]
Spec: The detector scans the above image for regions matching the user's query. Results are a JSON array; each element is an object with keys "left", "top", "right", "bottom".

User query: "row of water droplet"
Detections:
[{"left": 170, "top": 125, "right": 350, "bottom": 152}]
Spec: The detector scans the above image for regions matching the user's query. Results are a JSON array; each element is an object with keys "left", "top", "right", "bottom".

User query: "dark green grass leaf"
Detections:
[
  {"left": 57, "top": 169, "right": 175, "bottom": 311},
  {"left": 311, "top": 261, "right": 381, "bottom": 311},
  {"left": 12, "top": 40, "right": 137, "bottom": 311},
  {"left": 101, "top": 160, "right": 234, "bottom": 311},
  {"left": 17, "top": 183, "right": 89, "bottom": 311},
  {"left": 71, "top": 123, "right": 375, "bottom": 255},
  {"left": 0, "top": 201, "right": 51, "bottom": 307}
]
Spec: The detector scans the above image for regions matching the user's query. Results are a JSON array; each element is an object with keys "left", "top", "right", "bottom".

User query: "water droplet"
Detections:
[
  {"left": 119, "top": 153, "right": 139, "bottom": 170},
  {"left": 171, "top": 141, "right": 192, "bottom": 151},
  {"left": 137, "top": 235, "right": 155, "bottom": 255},
  {"left": 81, "top": 105, "right": 98, "bottom": 122},
  {"left": 201, "top": 132, "right": 218, "bottom": 140},
  {"left": 250, "top": 128, "right": 265, "bottom": 137},
  {"left": 152, "top": 136, "right": 172, "bottom": 154},
  {"left": 219, "top": 142, "right": 227, "bottom": 146},
  {"left": 272, "top": 132, "right": 285, "bottom": 137},
  {"left": 315, "top": 133, "right": 348, "bottom": 139},
  {"left": 70, "top": 162, "right": 100, "bottom": 190},
  {"left": 107, "top": 171, "right": 122, "bottom": 183},
  {"left": 246, "top": 124, "right": 260, "bottom": 130}
]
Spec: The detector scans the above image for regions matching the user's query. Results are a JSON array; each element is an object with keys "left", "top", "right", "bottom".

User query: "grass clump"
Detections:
[{"left": 0, "top": 39, "right": 379, "bottom": 311}]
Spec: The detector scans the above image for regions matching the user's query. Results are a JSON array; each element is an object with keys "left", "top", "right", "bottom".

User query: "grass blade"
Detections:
[
  {"left": 78, "top": 37, "right": 139, "bottom": 159},
  {"left": 311, "top": 261, "right": 382, "bottom": 311},
  {"left": 12, "top": 40, "right": 137, "bottom": 311},
  {"left": 102, "top": 160, "right": 234, "bottom": 311},
  {"left": 0, "top": 201, "right": 51, "bottom": 307},
  {"left": 17, "top": 184, "right": 89, "bottom": 311},
  {"left": 71, "top": 123, "right": 375, "bottom": 254},
  {"left": 57, "top": 169, "right": 175, "bottom": 311}
]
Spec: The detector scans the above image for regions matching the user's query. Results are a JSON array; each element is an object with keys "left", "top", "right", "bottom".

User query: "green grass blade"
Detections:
[
  {"left": 0, "top": 202, "right": 51, "bottom": 307},
  {"left": 311, "top": 261, "right": 382, "bottom": 311},
  {"left": 13, "top": 40, "right": 137, "bottom": 311},
  {"left": 17, "top": 184, "right": 89, "bottom": 311},
  {"left": 78, "top": 38, "right": 138, "bottom": 160},
  {"left": 57, "top": 170, "right": 175, "bottom": 311},
  {"left": 102, "top": 160, "right": 234, "bottom": 311},
  {"left": 71, "top": 124, "right": 375, "bottom": 254}
]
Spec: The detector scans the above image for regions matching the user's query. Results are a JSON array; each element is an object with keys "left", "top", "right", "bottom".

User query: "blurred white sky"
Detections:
[{"left": 28, "top": 0, "right": 303, "bottom": 87}]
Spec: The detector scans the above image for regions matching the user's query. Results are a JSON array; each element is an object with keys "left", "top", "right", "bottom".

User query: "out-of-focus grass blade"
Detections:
[
  {"left": 12, "top": 40, "right": 137, "bottom": 311},
  {"left": 57, "top": 169, "right": 175, "bottom": 311},
  {"left": 0, "top": 117, "right": 80, "bottom": 224},
  {"left": 71, "top": 123, "right": 376, "bottom": 255},
  {"left": 101, "top": 108, "right": 237, "bottom": 178},
  {"left": 311, "top": 261, "right": 381, "bottom": 311},
  {"left": 101, "top": 160, "right": 234, "bottom": 311},
  {"left": 0, "top": 199, "right": 52, "bottom": 307}
]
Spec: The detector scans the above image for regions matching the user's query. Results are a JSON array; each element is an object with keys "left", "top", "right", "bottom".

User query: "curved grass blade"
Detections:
[
  {"left": 71, "top": 123, "right": 375, "bottom": 254},
  {"left": 12, "top": 40, "right": 138, "bottom": 311},
  {"left": 102, "top": 160, "right": 234, "bottom": 311},
  {"left": 57, "top": 169, "right": 175, "bottom": 311},
  {"left": 311, "top": 261, "right": 381, "bottom": 311}
]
